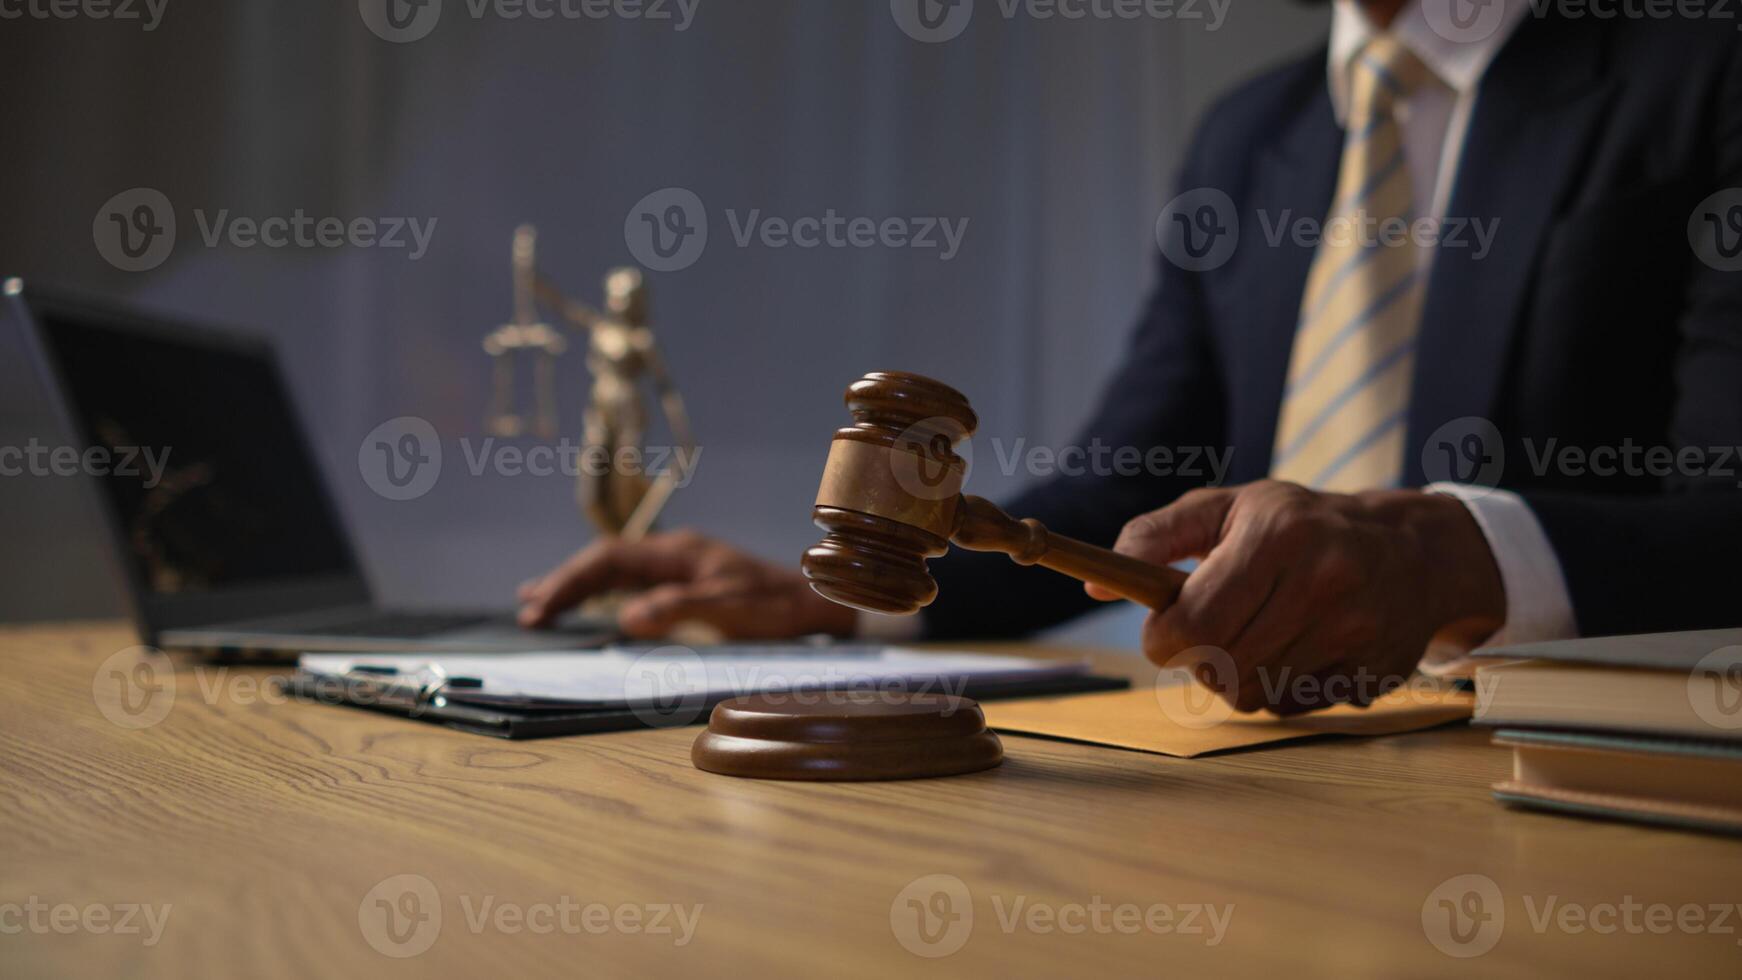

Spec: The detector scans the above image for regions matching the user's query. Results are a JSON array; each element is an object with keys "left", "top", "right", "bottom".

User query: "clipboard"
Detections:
[{"left": 277, "top": 652, "right": 1131, "bottom": 740}]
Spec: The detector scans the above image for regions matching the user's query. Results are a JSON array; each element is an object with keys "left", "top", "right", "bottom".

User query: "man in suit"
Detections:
[{"left": 518, "top": 0, "right": 1742, "bottom": 712}]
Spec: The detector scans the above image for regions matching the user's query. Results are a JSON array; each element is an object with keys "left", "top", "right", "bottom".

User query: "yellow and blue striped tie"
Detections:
[{"left": 1272, "top": 36, "right": 1435, "bottom": 492}]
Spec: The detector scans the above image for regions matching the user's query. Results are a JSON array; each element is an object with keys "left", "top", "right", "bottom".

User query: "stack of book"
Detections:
[{"left": 1472, "top": 628, "right": 1742, "bottom": 836}]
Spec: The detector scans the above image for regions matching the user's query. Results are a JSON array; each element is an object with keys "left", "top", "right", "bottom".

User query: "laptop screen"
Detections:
[{"left": 29, "top": 294, "right": 367, "bottom": 625}]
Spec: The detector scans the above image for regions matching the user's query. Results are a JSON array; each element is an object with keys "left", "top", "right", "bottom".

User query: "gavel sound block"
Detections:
[
  {"left": 690, "top": 693, "right": 1003, "bottom": 781},
  {"left": 690, "top": 371, "right": 1187, "bottom": 783}
]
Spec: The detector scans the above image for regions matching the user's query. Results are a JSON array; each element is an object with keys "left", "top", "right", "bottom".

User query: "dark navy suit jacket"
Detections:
[{"left": 925, "top": 12, "right": 1742, "bottom": 640}]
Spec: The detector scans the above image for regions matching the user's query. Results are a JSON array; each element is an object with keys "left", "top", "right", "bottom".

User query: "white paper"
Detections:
[{"left": 298, "top": 645, "right": 1085, "bottom": 708}]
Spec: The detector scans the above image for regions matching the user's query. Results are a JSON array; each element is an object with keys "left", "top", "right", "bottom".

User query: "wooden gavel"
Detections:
[{"left": 801, "top": 371, "right": 1189, "bottom": 615}]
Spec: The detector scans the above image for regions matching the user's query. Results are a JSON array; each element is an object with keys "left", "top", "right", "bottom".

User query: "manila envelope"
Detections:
[{"left": 982, "top": 680, "right": 1474, "bottom": 758}]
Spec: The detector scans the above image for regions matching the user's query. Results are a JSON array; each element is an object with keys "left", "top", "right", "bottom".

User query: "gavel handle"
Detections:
[{"left": 952, "top": 495, "right": 1189, "bottom": 610}]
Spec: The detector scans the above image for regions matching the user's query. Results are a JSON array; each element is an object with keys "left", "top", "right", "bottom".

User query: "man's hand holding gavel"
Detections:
[{"left": 1086, "top": 480, "right": 1506, "bottom": 714}]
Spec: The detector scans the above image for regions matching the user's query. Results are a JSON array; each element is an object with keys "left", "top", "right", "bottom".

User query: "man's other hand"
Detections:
[
  {"left": 518, "top": 530, "right": 858, "bottom": 640},
  {"left": 1088, "top": 481, "right": 1506, "bottom": 714}
]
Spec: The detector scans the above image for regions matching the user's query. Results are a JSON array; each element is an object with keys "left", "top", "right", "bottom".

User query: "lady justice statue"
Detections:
[{"left": 483, "top": 225, "right": 696, "bottom": 541}]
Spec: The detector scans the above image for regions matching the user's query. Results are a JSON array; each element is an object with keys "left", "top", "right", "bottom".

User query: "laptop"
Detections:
[{"left": 3, "top": 279, "right": 615, "bottom": 657}]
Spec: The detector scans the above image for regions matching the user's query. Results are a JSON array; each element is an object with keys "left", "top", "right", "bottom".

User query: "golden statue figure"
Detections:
[{"left": 483, "top": 225, "right": 695, "bottom": 540}]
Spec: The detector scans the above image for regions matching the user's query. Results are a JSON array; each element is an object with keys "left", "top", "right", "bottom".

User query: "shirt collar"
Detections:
[{"left": 1327, "top": 0, "right": 1531, "bottom": 125}]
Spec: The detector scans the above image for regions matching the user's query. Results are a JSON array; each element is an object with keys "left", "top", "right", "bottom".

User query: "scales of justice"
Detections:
[{"left": 481, "top": 224, "right": 696, "bottom": 542}]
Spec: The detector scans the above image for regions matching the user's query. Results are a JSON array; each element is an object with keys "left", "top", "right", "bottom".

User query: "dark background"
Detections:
[{"left": 0, "top": 0, "right": 1323, "bottom": 644}]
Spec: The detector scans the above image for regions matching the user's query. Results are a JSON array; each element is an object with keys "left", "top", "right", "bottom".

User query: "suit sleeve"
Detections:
[
  {"left": 920, "top": 133, "right": 1231, "bottom": 640},
  {"left": 1522, "top": 43, "right": 1742, "bottom": 638}
]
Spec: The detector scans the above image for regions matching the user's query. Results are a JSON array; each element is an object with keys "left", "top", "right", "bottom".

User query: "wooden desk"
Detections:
[{"left": 3, "top": 622, "right": 1739, "bottom": 978}]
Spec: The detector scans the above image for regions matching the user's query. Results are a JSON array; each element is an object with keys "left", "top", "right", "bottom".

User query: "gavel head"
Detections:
[{"left": 801, "top": 371, "right": 977, "bottom": 614}]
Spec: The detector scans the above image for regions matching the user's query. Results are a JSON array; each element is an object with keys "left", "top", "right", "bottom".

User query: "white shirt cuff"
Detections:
[
  {"left": 1422, "top": 483, "right": 1579, "bottom": 675},
  {"left": 856, "top": 609, "right": 926, "bottom": 642}
]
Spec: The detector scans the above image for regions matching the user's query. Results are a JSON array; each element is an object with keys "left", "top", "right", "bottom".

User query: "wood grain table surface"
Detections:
[{"left": 2, "top": 621, "right": 1739, "bottom": 978}]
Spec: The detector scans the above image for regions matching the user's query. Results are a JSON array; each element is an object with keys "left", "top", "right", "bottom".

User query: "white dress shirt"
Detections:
[{"left": 865, "top": 0, "right": 1580, "bottom": 654}]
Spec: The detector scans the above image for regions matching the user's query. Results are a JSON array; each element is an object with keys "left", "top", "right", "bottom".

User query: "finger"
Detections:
[
  {"left": 516, "top": 578, "right": 540, "bottom": 601},
  {"left": 1140, "top": 510, "right": 1284, "bottom": 668},
  {"left": 1263, "top": 656, "right": 1406, "bottom": 716},
  {"left": 617, "top": 578, "right": 776, "bottom": 640},
  {"left": 1218, "top": 566, "right": 1316, "bottom": 702},
  {"left": 1112, "top": 487, "right": 1238, "bottom": 566},
  {"left": 519, "top": 534, "right": 706, "bottom": 627},
  {"left": 1087, "top": 487, "right": 1236, "bottom": 602},
  {"left": 1259, "top": 616, "right": 1407, "bottom": 714}
]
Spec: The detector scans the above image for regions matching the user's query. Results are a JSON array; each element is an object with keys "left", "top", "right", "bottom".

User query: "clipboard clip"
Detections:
[{"left": 342, "top": 663, "right": 484, "bottom": 714}]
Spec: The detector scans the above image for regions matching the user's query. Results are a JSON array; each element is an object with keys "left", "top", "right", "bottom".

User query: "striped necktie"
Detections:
[{"left": 1271, "top": 35, "right": 1435, "bottom": 492}]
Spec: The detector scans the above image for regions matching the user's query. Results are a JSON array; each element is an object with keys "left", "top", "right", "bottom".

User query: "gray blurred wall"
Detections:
[{"left": 0, "top": 0, "right": 1325, "bottom": 645}]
